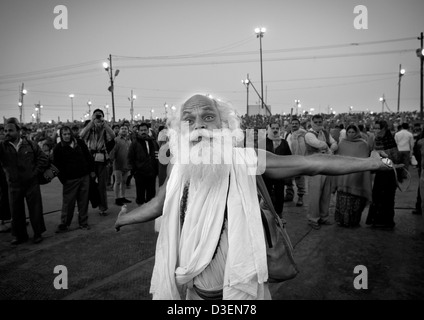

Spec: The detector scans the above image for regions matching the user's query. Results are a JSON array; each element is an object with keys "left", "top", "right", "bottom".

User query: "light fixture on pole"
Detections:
[
  {"left": 105, "top": 104, "right": 110, "bottom": 122},
  {"left": 69, "top": 94, "right": 75, "bottom": 122},
  {"left": 295, "top": 100, "right": 300, "bottom": 115},
  {"left": 379, "top": 95, "right": 385, "bottom": 113},
  {"left": 349, "top": 106, "right": 353, "bottom": 113},
  {"left": 255, "top": 27, "right": 266, "bottom": 110},
  {"left": 87, "top": 100, "right": 92, "bottom": 115},
  {"left": 150, "top": 109, "right": 154, "bottom": 121},
  {"left": 103, "top": 55, "right": 120, "bottom": 123},
  {"left": 128, "top": 91, "right": 136, "bottom": 123},
  {"left": 18, "top": 84, "right": 27, "bottom": 124},
  {"left": 164, "top": 102, "right": 169, "bottom": 119},
  {"left": 416, "top": 32, "right": 424, "bottom": 120},
  {"left": 241, "top": 75, "right": 250, "bottom": 115},
  {"left": 397, "top": 65, "right": 406, "bottom": 113}
]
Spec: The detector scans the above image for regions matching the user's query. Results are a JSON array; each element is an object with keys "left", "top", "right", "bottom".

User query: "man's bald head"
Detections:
[{"left": 180, "top": 94, "right": 223, "bottom": 131}]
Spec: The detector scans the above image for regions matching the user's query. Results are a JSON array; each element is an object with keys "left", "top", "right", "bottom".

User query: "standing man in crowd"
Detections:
[
  {"left": 304, "top": 114, "right": 338, "bottom": 229},
  {"left": 53, "top": 126, "right": 95, "bottom": 232},
  {"left": 285, "top": 117, "right": 307, "bottom": 207},
  {"left": 110, "top": 124, "right": 132, "bottom": 206},
  {"left": 128, "top": 123, "right": 159, "bottom": 206},
  {"left": 264, "top": 122, "right": 291, "bottom": 217},
  {"left": 395, "top": 122, "right": 414, "bottom": 176},
  {"left": 0, "top": 118, "right": 49, "bottom": 244},
  {"left": 79, "top": 109, "right": 115, "bottom": 216}
]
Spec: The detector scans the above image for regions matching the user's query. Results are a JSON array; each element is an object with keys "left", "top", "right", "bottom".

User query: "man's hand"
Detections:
[{"left": 115, "top": 204, "right": 128, "bottom": 232}]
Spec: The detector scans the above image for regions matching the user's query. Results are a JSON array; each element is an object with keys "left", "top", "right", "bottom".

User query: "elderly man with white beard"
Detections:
[{"left": 114, "top": 94, "right": 393, "bottom": 300}]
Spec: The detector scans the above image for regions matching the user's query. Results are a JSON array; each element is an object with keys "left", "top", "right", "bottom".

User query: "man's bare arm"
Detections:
[
  {"left": 260, "top": 149, "right": 386, "bottom": 180},
  {"left": 114, "top": 164, "right": 173, "bottom": 230}
]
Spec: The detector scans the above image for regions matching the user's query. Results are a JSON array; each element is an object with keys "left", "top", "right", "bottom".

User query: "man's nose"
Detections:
[{"left": 193, "top": 117, "right": 206, "bottom": 130}]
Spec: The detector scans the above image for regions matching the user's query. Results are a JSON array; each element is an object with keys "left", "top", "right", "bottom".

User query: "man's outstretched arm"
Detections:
[
  {"left": 260, "top": 150, "right": 388, "bottom": 180},
  {"left": 114, "top": 164, "right": 172, "bottom": 230}
]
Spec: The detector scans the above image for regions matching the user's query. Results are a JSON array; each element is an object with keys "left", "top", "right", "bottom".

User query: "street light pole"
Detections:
[
  {"left": 418, "top": 32, "right": 424, "bottom": 120},
  {"left": 69, "top": 94, "right": 74, "bottom": 122},
  {"left": 128, "top": 90, "right": 136, "bottom": 124},
  {"left": 397, "top": 64, "right": 405, "bottom": 113},
  {"left": 18, "top": 83, "right": 27, "bottom": 124},
  {"left": 379, "top": 95, "right": 385, "bottom": 113},
  {"left": 241, "top": 74, "right": 250, "bottom": 114},
  {"left": 255, "top": 27, "right": 266, "bottom": 110},
  {"left": 87, "top": 100, "right": 92, "bottom": 115},
  {"left": 103, "top": 55, "right": 120, "bottom": 124},
  {"left": 164, "top": 102, "right": 168, "bottom": 119}
]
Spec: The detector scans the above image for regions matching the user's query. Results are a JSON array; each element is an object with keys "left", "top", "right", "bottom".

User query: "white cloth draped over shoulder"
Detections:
[{"left": 149, "top": 148, "right": 268, "bottom": 300}]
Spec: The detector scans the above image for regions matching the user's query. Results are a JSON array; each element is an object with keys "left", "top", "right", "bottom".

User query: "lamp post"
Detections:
[
  {"left": 103, "top": 55, "right": 120, "bottom": 123},
  {"left": 128, "top": 90, "right": 136, "bottom": 123},
  {"left": 150, "top": 109, "right": 154, "bottom": 121},
  {"left": 164, "top": 102, "right": 169, "bottom": 119},
  {"left": 295, "top": 100, "right": 300, "bottom": 115},
  {"left": 349, "top": 106, "right": 353, "bottom": 113},
  {"left": 18, "top": 84, "right": 27, "bottom": 123},
  {"left": 87, "top": 100, "right": 92, "bottom": 115},
  {"left": 241, "top": 75, "right": 250, "bottom": 114},
  {"left": 69, "top": 94, "right": 75, "bottom": 122},
  {"left": 416, "top": 32, "right": 424, "bottom": 120},
  {"left": 397, "top": 64, "right": 406, "bottom": 113},
  {"left": 255, "top": 27, "right": 266, "bottom": 110},
  {"left": 105, "top": 104, "right": 110, "bottom": 122},
  {"left": 379, "top": 95, "right": 385, "bottom": 113}
]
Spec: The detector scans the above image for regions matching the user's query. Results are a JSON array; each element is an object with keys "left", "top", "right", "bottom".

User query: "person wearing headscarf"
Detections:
[
  {"left": 333, "top": 125, "right": 372, "bottom": 227},
  {"left": 366, "top": 120, "right": 399, "bottom": 228}
]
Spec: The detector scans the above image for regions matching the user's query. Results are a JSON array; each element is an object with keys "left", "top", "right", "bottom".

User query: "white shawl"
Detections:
[{"left": 150, "top": 148, "right": 268, "bottom": 299}]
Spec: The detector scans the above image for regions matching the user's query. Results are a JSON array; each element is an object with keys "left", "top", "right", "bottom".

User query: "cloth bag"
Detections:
[{"left": 256, "top": 175, "right": 299, "bottom": 283}]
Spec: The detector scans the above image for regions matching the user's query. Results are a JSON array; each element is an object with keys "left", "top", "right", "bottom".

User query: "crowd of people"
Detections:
[
  {"left": 0, "top": 107, "right": 422, "bottom": 241},
  {"left": 0, "top": 97, "right": 422, "bottom": 300}
]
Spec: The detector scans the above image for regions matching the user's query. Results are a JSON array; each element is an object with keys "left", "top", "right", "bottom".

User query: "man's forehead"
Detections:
[{"left": 181, "top": 95, "right": 218, "bottom": 113}]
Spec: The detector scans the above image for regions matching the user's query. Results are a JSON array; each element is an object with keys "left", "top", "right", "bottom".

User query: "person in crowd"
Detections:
[
  {"left": 0, "top": 118, "right": 49, "bottom": 244},
  {"left": 128, "top": 123, "right": 159, "bottom": 206},
  {"left": 304, "top": 114, "right": 338, "bottom": 229},
  {"left": 366, "top": 120, "right": 401, "bottom": 228},
  {"left": 114, "top": 94, "right": 392, "bottom": 300},
  {"left": 53, "top": 126, "right": 95, "bottom": 232},
  {"left": 79, "top": 109, "right": 115, "bottom": 216},
  {"left": 263, "top": 122, "right": 291, "bottom": 217},
  {"left": 394, "top": 122, "right": 414, "bottom": 176},
  {"left": 333, "top": 125, "right": 373, "bottom": 227},
  {"left": 284, "top": 117, "right": 307, "bottom": 206},
  {"left": 110, "top": 124, "right": 132, "bottom": 206},
  {"left": 412, "top": 124, "right": 423, "bottom": 215}
]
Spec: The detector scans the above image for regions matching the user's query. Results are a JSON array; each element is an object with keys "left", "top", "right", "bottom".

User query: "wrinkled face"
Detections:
[
  {"left": 181, "top": 95, "right": 222, "bottom": 135},
  {"left": 270, "top": 124, "right": 280, "bottom": 136},
  {"left": 4, "top": 124, "right": 19, "bottom": 142},
  {"left": 61, "top": 129, "right": 72, "bottom": 143}
]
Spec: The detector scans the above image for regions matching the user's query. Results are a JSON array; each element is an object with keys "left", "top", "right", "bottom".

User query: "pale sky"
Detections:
[{"left": 0, "top": 0, "right": 423, "bottom": 123}]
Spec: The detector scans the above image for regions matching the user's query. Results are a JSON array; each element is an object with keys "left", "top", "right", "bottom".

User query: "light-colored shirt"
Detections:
[
  {"left": 305, "top": 130, "right": 338, "bottom": 154},
  {"left": 395, "top": 129, "right": 414, "bottom": 152}
]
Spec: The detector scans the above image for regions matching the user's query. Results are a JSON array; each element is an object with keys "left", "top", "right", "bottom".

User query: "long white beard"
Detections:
[{"left": 170, "top": 128, "right": 239, "bottom": 188}]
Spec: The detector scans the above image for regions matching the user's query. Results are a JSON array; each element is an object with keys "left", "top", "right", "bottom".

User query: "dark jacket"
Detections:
[
  {"left": 265, "top": 137, "right": 292, "bottom": 156},
  {"left": 128, "top": 137, "right": 159, "bottom": 176},
  {"left": 53, "top": 138, "right": 94, "bottom": 182},
  {"left": 0, "top": 138, "right": 49, "bottom": 188}
]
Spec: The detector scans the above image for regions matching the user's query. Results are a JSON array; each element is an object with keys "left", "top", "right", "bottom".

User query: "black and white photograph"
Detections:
[{"left": 0, "top": 0, "right": 423, "bottom": 307}]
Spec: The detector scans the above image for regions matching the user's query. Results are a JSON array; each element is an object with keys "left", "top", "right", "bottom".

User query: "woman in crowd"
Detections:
[
  {"left": 366, "top": 120, "right": 400, "bottom": 228},
  {"left": 333, "top": 124, "right": 373, "bottom": 227}
]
